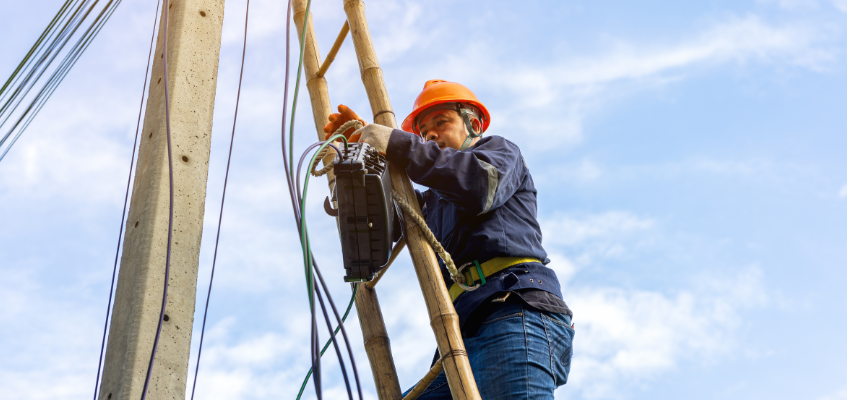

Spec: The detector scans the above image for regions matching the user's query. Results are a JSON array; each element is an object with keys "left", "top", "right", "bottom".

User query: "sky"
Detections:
[{"left": 1, "top": 0, "right": 846, "bottom": 399}]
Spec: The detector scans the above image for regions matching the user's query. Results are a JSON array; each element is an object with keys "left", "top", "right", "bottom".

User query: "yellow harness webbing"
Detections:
[{"left": 448, "top": 257, "right": 541, "bottom": 302}]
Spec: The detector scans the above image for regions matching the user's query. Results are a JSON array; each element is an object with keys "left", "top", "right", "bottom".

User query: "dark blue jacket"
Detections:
[{"left": 387, "top": 130, "right": 564, "bottom": 326}]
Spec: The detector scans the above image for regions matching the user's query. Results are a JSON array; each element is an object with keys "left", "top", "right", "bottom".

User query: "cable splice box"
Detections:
[{"left": 331, "top": 142, "right": 394, "bottom": 282}]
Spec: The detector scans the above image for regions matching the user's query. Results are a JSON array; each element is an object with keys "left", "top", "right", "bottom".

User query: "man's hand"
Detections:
[
  {"left": 353, "top": 123, "right": 392, "bottom": 154},
  {"left": 324, "top": 104, "right": 367, "bottom": 140}
]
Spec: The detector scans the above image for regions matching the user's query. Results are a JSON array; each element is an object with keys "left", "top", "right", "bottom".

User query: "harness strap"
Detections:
[
  {"left": 448, "top": 257, "right": 542, "bottom": 301},
  {"left": 458, "top": 105, "right": 482, "bottom": 151}
]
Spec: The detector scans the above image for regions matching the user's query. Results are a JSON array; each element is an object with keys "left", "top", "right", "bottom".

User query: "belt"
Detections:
[{"left": 448, "top": 257, "right": 542, "bottom": 302}]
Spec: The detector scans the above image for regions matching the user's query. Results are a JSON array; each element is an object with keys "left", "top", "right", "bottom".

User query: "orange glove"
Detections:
[{"left": 324, "top": 104, "right": 367, "bottom": 141}]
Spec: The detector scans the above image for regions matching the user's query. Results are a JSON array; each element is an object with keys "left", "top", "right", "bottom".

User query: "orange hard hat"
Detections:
[{"left": 401, "top": 80, "right": 491, "bottom": 136}]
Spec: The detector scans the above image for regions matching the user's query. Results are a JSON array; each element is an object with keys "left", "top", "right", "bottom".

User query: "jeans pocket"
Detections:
[{"left": 543, "top": 313, "right": 574, "bottom": 387}]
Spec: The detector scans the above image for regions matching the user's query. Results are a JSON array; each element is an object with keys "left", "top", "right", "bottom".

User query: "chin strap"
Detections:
[{"left": 457, "top": 104, "right": 482, "bottom": 151}]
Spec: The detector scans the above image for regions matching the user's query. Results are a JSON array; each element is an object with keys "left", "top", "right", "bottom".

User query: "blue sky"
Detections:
[{"left": 1, "top": 0, "right": 846, "bottom": 399}]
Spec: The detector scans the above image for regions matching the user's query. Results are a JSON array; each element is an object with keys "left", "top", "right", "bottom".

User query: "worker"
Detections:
[{"left": 325, "top": 80, "right": 574, "bottom": 399}]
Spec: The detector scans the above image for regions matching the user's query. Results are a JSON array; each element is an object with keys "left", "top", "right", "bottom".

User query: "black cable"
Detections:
[
  {"left": 91, "top": 1, "right": 160, "bottom": 398},
  {"left": 277, "top": 2, "right": 322, "bottom": 398},
  {"left": 140, "top": 0, "right": 174, "bottom": 396},
  {"left": 0, "top": 0, "right": 122, "bottom": 161},
  {"left": 188, "top": 1, "right": 250, "bottom": 398},
  {"left": 294, "top": 144, "right": 366, "bottom": 400},
  {"left": 2, "top": 0, "right": 114, "bottom": 127},
  {"left": 0, "top": 0, "right": 83, "bottom": 109},
  {"left": 278, "top": 0, "right": 362, "bottom": 395},
  {"left": 312, "top": 260, "right": 363, "bottom": 400},
  {"left": 0, "top": 0, "right": 92, "bottom": 122},
  {"left": 0, "top": 0, "right": 125, "bottom": 161},
  {"left": 1, "top": 0, "right": 120, "bottom": 160},
  {"left": 0, "top": 0, "right": 74, "bottom": 97}
]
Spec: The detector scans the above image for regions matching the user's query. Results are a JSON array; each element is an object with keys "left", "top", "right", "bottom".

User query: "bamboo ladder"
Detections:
[{"left": 292, "top": 1, "right": 481, "bottom": 399}]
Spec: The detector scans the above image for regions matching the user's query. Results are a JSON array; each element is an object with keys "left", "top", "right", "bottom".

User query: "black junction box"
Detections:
[{"left": 332, "top": 142, "right": 394, "bottom": 282}]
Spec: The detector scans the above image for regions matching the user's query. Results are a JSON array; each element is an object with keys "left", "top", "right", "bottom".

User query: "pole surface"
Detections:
[
  {"left": 292, "top": 1, "right": 403, "bottom": 398},
  {"left": 342, "top": 1, "right": 481, "bottom": 399},
  {"left": 98, "top": 1, "right": 225, "bottom": 399}
]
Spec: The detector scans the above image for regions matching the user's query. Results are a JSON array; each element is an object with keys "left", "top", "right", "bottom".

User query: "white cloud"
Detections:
[
  {"left": 758, "top": 0, "right": 819, "bottom": 9},
  {"left": 563, "top": 266, "right": 768, "bottom": 399},
  {"left": 819, "top": 387, "right": 847, "bottom": 400},
  {"left": 1, "top": 1, "right": 833, "bottom": 399},
  {"left": 542, "top": 212, "right": 655, "bottom": 247},
  {"left": 839, "top": 184, "right": 847, "bottom": 198},
  {"left": 400, "top": 15, "right": 835, "bottom": 154},
  {"left": 833, "top": 0, "right": 847, "bottom": 11}
]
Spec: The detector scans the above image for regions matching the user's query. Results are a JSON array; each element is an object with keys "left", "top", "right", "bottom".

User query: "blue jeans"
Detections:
[{"left": 404, "top": 303, "right": 574, "bottom": 399}]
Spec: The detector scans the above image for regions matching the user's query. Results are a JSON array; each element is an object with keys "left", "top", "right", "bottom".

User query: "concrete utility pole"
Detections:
[{"left": 98, "top": 1, "right": 225, "bottom": 399}]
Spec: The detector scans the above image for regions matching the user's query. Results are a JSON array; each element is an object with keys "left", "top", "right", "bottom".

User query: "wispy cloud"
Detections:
[
  {"left": 541, "top": 212, "right": 655, "bottom": 267},
  {"left": 834, "top": 0, "right": 847, "bottom": 12},
  {"left": 425, "top": 15, "right": 837, "bottom": 151},
  {"left": 542, "top": 212, "right": 654, "bottom": 249},
  {"left": 818, "top": 387, "right": 847, "bottom": 400},
  {"left": 839, "top": 184, "right": 847, "bottom": 198},
  {"left": 757, "top": 0, "right": 820, "bottom": 10},
  {"left": 565, "top": 266, "right": 768, "bottom": 399},
  {"left": 539, "top": 210, "right": 771, "bottom": 399}
]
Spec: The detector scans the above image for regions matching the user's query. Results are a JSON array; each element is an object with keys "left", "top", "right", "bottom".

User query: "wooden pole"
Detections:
[
  {"left": 292, "top": 1, "right": 403, "bottom": 399},
  {"left": 98, "top": 0, "right": 226, "bottom": 399},
  {"left": 342, "top": 1, "right": 481, "bottom": 399},
  {"left": 317, "top": 21, "right": 349, "bottom": 78},
  {"left": 403, "top": 359, "right": 445, "bottom": 400}
]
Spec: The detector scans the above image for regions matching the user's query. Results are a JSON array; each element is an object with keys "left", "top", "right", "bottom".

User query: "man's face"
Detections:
[{"left": 418, "top": 109, "right": 482, "bottom": 150}]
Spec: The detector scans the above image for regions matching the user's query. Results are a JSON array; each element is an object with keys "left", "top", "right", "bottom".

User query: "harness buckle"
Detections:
[{"left": 456, "top": 260, "right": 486, "bottom": 292}]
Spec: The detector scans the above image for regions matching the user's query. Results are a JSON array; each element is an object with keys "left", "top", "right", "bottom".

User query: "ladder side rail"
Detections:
[
  {"left": 292, "top": 2, "right": 403, "bottom": 399},
  {"left": 341, "top": 1, "right": 481, "bottom": 399}
]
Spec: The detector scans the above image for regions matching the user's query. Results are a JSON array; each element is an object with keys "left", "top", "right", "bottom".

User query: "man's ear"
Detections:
[{"left": 471, "top": 116, "right": 483, "bottom": 134}]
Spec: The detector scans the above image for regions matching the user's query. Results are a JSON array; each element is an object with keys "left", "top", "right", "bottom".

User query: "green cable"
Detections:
[
  {"left": 1, "top": 0, "right": 122, "bottom": 160},
  {"left": 298, "top": 135, "right": 347, "bottom": 308},
  {"left": 288, "top": 0, "right": 313, "bottom": 177},
  {"left": 295, "top": 283, "right": 358, "bottom": 400},
  {"left": 283, "top": 0, "right": 314, "bottom": 306},
  {"left": 0, "top": 0, "right": 74, "bottom": 98},
  {"left": 285, "top": 1, "right": 356, "bottom": 394},
  {"left": 294, "top": 136, "right": 349, "bottom": 399}
]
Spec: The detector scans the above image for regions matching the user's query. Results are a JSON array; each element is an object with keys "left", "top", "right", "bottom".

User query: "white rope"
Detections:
[{"left": 390, "top": 191, "right": 463, "bottom": 284}]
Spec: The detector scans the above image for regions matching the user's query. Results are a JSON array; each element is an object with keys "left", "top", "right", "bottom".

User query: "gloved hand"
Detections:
[
  {"left": 353, "top": 123, "right": 393, "bottom": 155},
  {"left": 324, "top": 104, "right": 367, "bottom": 141}
]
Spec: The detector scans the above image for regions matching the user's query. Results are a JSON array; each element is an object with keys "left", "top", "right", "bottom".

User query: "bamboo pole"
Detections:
[
  {"left": 317, "top": 21, "right": 349, "bottom": 78},
  {"left": 342, "top": 1, "right": 481, "bottom": 398},
  {"left": 403, "top": 359, "right": 445, "bottom": 400},
  {"left": 366, "top": 238, "right": 405, "bottom": 290},
  {"left": 292, "top": 2, "right": 403, "bottom": 399}
]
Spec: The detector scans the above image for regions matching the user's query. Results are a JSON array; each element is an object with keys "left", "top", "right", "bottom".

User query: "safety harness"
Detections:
[{"left": 449, "top": 257, "right": 543, "bottom": 302}]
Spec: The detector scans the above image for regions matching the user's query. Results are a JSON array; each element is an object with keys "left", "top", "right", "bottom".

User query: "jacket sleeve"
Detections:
[{"left": 386, "top": 129, "right": 526, "bottom": 214}]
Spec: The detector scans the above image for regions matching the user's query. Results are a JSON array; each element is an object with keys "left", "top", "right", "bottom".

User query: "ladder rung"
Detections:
[{"left": 316, "top": 21, "right": 350, "bottom": 78}]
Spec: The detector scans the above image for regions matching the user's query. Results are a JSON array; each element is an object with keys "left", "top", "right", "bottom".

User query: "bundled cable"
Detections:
[
  {"left": 0, "top": 0, "right": 125, "bottom": 162},
  {"left": 280, "top": 1, "right": 362, "bottom": 399}
]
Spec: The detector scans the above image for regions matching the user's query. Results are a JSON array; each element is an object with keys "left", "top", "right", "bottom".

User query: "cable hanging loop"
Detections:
[{"left": 311, "top": 119, "right": 362, "bottom": 177}]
